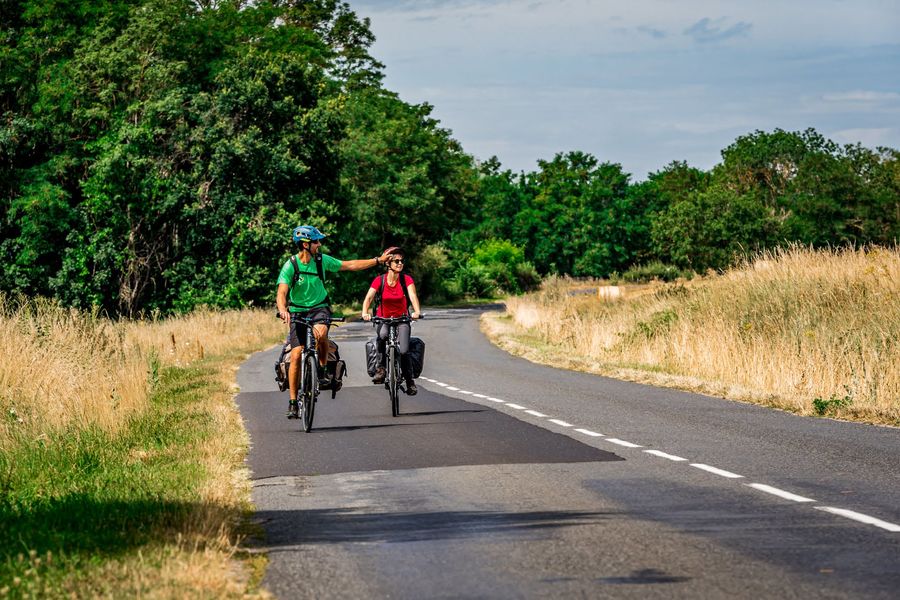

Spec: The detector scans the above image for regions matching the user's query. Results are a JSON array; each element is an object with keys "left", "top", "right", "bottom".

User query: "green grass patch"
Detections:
[{"left": 0, "top": 363, "right": 222, "bottom": 597}]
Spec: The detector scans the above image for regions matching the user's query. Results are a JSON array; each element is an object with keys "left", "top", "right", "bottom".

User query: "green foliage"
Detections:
[
  {"left": 620, "top": 261, "right": 691, "bottom": 283},
  {"left": 456, "top": 239, "right": 540, "bottom": 296},
  {"left": 813, "top": 387, "right": 854, "bottom": 416},
  {"left": 1, "top": 0, "right": 897, "bottom": 312},
  {"left": 651, "top": 186, "right": 779, "bottom": 271}
]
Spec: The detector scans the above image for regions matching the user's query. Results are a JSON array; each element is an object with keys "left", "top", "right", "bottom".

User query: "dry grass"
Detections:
[
  {"left": 497, "top": 246, "right": 900, "bottom": 425},
  {"left": 0, "top": 296, "right": 282, "bottom": 598},
  {"left": 0, "top": 297, "right": 278, "bottom": 446}
]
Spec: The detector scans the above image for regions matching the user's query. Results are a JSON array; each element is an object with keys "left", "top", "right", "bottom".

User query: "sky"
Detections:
[{"left": 349, "top": 0, "right": 900, "bottom": 180}]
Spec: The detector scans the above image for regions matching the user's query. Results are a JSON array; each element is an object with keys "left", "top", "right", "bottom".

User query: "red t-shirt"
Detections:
[{"left": 371, "top": 274, "right": 414, "bottom": 317}]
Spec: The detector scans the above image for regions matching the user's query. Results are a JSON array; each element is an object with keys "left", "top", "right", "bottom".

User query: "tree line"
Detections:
[{"left": 2, "top": 0, "right": 898, "bottom": 315}]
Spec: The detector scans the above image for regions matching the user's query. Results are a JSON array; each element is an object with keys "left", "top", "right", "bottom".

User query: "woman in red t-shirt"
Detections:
[{"left": 362, "top": 248, "right": 422, "bottom": 393}]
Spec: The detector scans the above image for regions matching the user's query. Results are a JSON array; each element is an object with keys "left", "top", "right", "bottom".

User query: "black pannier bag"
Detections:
[
  {"left": 407, "top": 336, "right": 425, "bottom": 379},
  {"left": 275, "top": 339, "right": 346, "bottom": 393},
  {"left": 274, "top": 341, "right": 291, "bottom": 392},
  {"left": 365, "top": 337, "right": 380, "bottom": 378}
]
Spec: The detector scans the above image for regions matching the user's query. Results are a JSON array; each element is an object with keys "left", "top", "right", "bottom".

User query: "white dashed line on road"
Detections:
[
  {"left": 605, "top": 438, "right": 643, "bottom": 448},
  {"left": 746, "top": 483, "right": 816, "bottom": 503},
  {"left": 691, "top": 464, "right": 744, "bottom": 479},
  {"left": 815, "top": 507, "right": 900, "bottom": 532},
  {"left": 644, "top": 450, "right": 688, "bottom": 462},
  {"left": 417, "top": 377, "right": 895, "bottom": 534},
  {"left": 574, "top": 428, "right": 604, "bottom": 437}
]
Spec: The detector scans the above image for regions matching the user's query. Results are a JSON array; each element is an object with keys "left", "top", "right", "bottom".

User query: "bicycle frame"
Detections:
[
  {"left": 291, "top": 313, "right": 344, "bottom": 432},
  {"left": 371, "top": 315, "right": 412, "bottom": 417}
]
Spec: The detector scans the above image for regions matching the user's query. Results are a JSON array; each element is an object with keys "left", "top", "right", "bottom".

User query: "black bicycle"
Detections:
[
  {"left": 291, "top": 313, "right": 344, "bottom": 432},
  {"left": 371, "top": 315, "right": 421, "bottom": 417}
]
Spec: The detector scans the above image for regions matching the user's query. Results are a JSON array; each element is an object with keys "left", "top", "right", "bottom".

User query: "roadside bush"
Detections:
[
  {"left": 621, "top": 261, "right": 693, "bottom": 283},
  {"left": 453, "top": 239, "right": 541, "bottom": 296}
]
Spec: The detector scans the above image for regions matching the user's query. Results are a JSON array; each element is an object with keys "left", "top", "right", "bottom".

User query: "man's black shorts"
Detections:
[{"left": 289, "top": 306, "right": 332, "bottom": 349}]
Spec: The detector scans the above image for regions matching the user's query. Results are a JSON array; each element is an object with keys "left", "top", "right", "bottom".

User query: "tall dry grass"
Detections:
[
  {"left": 0, "top": 296, "right": 280, "bottom": 448},
  {"left": 504, "top": 246, "right": 900, "bottom": 424}
]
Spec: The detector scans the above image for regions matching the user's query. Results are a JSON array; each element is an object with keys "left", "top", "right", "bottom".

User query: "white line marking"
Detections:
[
  {"left": 691, "top": 464, "right": 744, "bottom": 479},
  {"left": 505, "top": 403, "right": 526, "bottom": 410},
  {"left": 815, "top": 507, "right": 900, "bottom": 532},
  {"left": 446, "top": 386, "right": 459, "bottom": 391},
  {"left": 746, "top": 483, "right": 816, "bottom": 503},
  {"left": 472, "top": 393, "right": 487, "bottom": 398},
  {"left": 524, "top": 409, "right": 547, "bottom": 417},
  {"left": 486, "top": 397, "right": 506, "bottom": 403},
  {"left": 548, "top": 419, "right": 573, "bottom": 427},
  {"left": 606, "top": 438, "right": 643, "bottom": 448},
  {"left": 434, "top": 382, "right": 448, "bottom": 387},
  {"left": 458, "top": 390, "right": 473, "bottom": 395},
  {"left": 574, "top": 428, "right": 603, "bottom": 437},
  {"left": 643, "top": 450, "right": 687, "bottom": 461}
]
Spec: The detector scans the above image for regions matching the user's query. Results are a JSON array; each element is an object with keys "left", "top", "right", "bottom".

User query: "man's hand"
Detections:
[
  {"left": 378, "top": 246, "right": 399, "bottom": 265},
  {"left": 279, "top": 308, "right": 290, "bottom": 324}
]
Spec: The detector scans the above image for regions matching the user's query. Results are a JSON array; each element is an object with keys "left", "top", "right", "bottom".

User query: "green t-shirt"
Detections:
[{"left": 277, "top": 253, "right": 342, "bottom": 311}]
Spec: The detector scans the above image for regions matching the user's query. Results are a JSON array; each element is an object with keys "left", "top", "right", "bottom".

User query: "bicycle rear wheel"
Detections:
[
  {"left": 302, "top": 353, "right": 317, "bottom": 432},
  {"left": 388, "top": 346, "right": 400, "bottom": 417}
]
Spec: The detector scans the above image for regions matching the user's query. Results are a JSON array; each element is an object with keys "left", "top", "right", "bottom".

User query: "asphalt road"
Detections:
[{"left": 236, "top": 307, "right": 900, "bottom": 599}]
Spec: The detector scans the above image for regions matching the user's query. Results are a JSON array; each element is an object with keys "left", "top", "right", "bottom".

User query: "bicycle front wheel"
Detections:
[
  {"left": 388, "top": 346, "right": 400, "bottom": 417},
  {"left": 302, "top": 353, "right": 318, "bottom": 432}
]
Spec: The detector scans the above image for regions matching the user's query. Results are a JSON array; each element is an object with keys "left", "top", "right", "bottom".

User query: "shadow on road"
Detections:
[{"left": 257, "top": 508, "right": 614, "bottom": 546}]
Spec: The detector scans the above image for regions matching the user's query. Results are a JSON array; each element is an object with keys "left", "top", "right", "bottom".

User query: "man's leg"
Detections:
[{"left": 286, "top": 320, "right": 305, "bottom": 418}]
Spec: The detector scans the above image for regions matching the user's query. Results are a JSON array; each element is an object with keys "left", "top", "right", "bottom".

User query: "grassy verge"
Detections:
[
  {"left": 487, "top": 246, "right": 900, "bottom": 427},
  {"left": 1, "top": 300, "right": 281, "bottom": 598}
]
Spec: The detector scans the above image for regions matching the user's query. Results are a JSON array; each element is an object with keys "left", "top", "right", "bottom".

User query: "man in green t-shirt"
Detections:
[{"left": 276, "top": 224, "right": 396, "bottom": 418}]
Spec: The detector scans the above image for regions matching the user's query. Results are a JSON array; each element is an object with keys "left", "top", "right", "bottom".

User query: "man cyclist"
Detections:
[{"left": 276, "top": 224, "right": 396, "bottom": 418}]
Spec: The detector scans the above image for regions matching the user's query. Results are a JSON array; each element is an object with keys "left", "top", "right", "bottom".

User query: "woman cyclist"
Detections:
[{"left": 361, "top": 248, "right": 422, "bottom": 395}]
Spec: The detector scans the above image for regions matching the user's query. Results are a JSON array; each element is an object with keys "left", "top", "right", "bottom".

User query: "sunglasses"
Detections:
[{"left": 390, "top": 259, "right": 404, "bottom": 265}]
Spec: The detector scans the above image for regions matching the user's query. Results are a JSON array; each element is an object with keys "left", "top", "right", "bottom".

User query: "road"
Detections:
[{"left": 236, "top": 307, "right": 900, "bottom": 599}]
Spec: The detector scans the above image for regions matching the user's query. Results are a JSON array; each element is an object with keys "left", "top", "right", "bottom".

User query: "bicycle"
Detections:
[
  {"left": 289, "top": 313, "right": 345, "bottom": 432},
  {"left": 371, "top": 315, "right": 421, "bottom": 417}
]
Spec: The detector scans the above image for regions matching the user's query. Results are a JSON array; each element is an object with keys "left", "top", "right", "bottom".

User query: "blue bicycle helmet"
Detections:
[{"left": 292, "top": 225, "right": 326, "bottom": 244}]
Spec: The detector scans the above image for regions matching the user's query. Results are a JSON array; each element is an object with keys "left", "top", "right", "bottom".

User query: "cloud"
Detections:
[
  {"left": 831, "top": 127, "right": 895, "bottom": 147},
  {"left": 684, "top": 17, "right": 752, "bottom": 43},
  {"left": 636, "top": 25, "right": 666, "bottom": 39},
  {"left": 822, "top": 90, "right": 900, "bottom": 102}
]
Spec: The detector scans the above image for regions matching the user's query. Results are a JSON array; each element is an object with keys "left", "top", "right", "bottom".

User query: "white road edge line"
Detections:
[
  {"left": 691, "top": 464, "right": 744, "bottom": 479},
  {"left": 815, "top": 507, "right": 900, "bottom": 532},
  {"left": 446, "top": 386, "right": 460, "bottom": 391},
  {"left": 458, "top": 390, "right": 474, "bottom": 395},
  {"left": 606, "top": 438, "right": 643, "bottom": 448},
  {"left": 548, "top": 419, "right": 573, "bottom": 427},
  {"left": 486, "top": 397, "right": 506, "bottom": 403},
  {"left": 505, "top": 403, "right": 526, "bottom": 410},
  {"left": 644, "top": 450, "right": 687, "bottom": 461},
  {"left": 524, "top": 409, "right": 547, "bottom": 417},
  {"left": 574, "top": 428, "right": 603, "bottom": 437},
  {"left": 472, "top": 393, "right": 487, "bottom": 398},
  {"left": 746, "top": 483, "right": 816, "bottom": 503},
  {"left": 434, "top": 382, "right": 449, "bottom": 387}
]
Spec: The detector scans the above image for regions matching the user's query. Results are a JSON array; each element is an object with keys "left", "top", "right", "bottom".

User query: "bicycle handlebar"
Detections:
[
  {"left": 370, "top": 314, "right": 423, "bottom": 324},
  {"left": 275, "top": 311, "right": 345, "bottom": 325}
]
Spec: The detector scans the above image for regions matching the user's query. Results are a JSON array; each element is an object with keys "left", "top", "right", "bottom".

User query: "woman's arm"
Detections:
[
  {"left": 407, "top": 282, "right": 422, "bottom": 319},
  {"left": 361, "top": 287, "right": 377, "bottom": 321}
]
